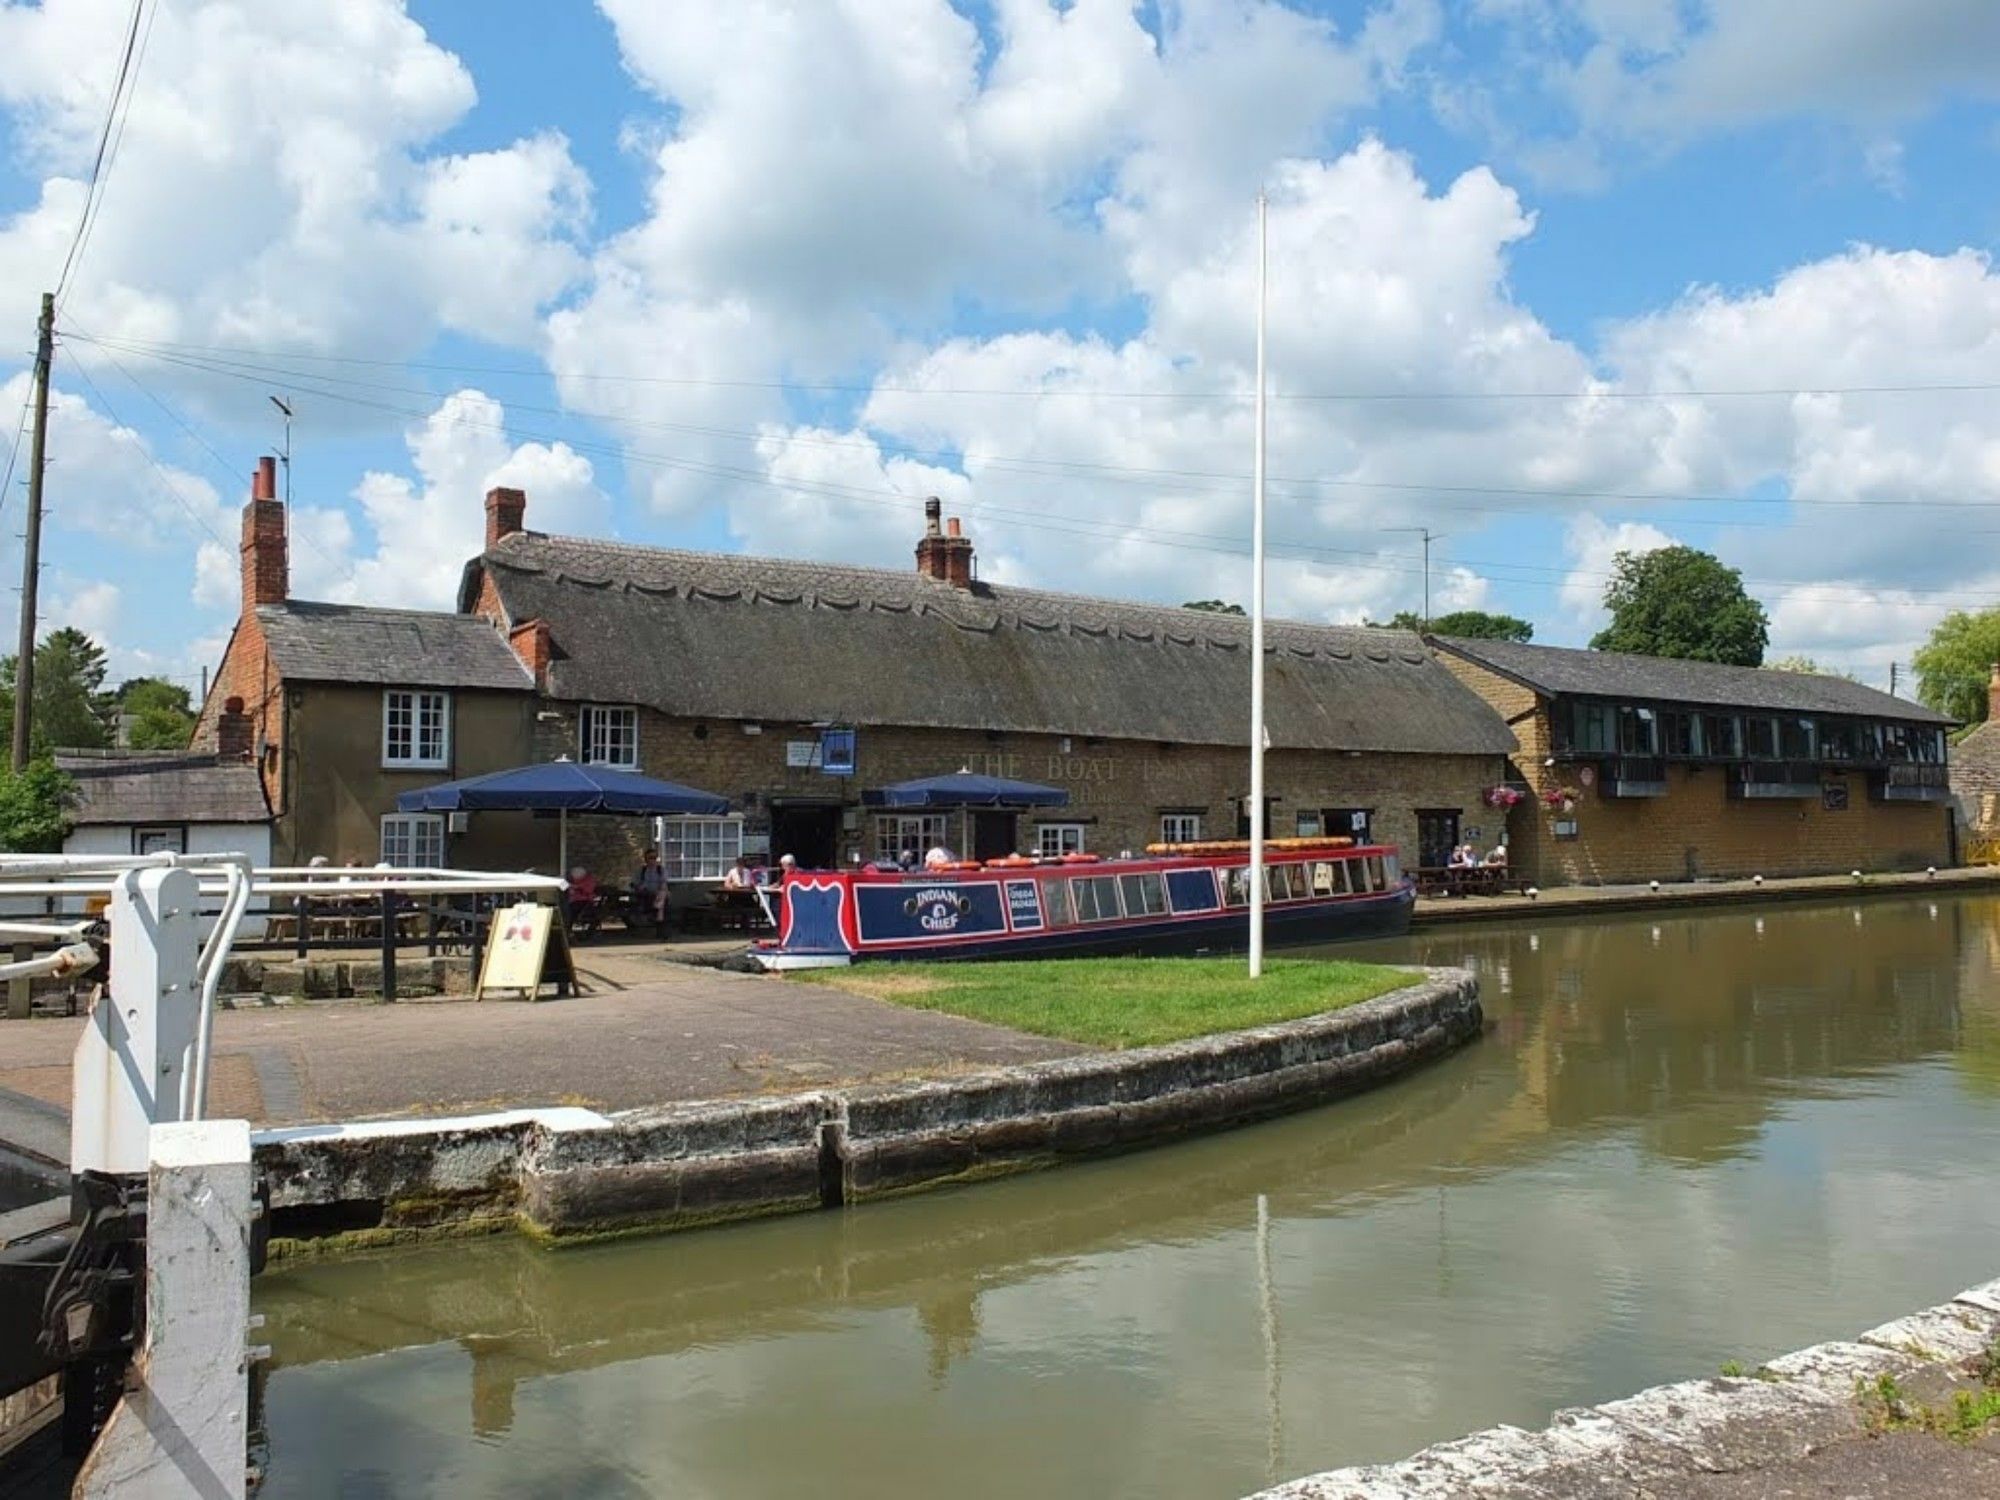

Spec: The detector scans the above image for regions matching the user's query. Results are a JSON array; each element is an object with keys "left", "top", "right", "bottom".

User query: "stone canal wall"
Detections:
[
  {"left": 1250, "top": 1278, "right": 2000, "bottom": 1499},
  {"left": 255, "top": 967, "right": 1480, "bottom": 1250}
]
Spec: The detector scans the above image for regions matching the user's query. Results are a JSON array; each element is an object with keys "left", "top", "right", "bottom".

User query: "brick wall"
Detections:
[
  {"left": 1436, "top": 651, "right": 1951, "bottom": 884},
  {"left": 191, "top": 615, "right": 284, "bottom": 821},
  {"left": 552, "top": 707, "right": 1505, "bottom": 885}
]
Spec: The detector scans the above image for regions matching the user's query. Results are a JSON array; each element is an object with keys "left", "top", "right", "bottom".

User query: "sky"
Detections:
[{"left": 0, "top": 0, "right": 1997, "bottom": 698}]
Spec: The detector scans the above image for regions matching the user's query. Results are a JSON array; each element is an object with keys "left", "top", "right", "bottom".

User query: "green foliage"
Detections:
[
  {"left": 1913, "top": 608, "right": 2000, "bottom": 725},
  {"left": 0, "top": 759, "right": 75, "bottom": 852},
  {"left": 1767, "top": 655, "right": 1858, "bottom": 682},
  {"left": 1590, "top": 546, "right": 1770, "bottom": 667},
  {"left": 1379, "top": 609, "right": 1534, "bottom": 641},
  {"left": 116, "top": 676, "right": 196, "bottom": 750},
  {"left": 0, "top": 626, "right": 115, "bottom": 753},
  {"left": 799, "top": 956, "right": 1417, "bottom": 1048},
  {"left": 1182, "top": 599, "right": 1246, "bottom": 615}
]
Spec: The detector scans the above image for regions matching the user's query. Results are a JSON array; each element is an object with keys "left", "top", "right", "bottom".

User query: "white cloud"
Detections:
[{"left": 1557, "top": 514, "right": 1676, "bottom": 624}]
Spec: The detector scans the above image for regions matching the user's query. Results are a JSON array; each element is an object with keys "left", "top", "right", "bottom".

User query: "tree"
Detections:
[
  {"left": 0, "top": 759, "right": 74, "bottom": 852},
  {"left": 1590, "top": 547, "right": 1769, "bottom": 667},
  {"left": 1913, "top": 607, "right": 2000, "bottom": 725},
  {"left": 1376, "top": 609, "right": 1534, "bottom": 641},
  {"left": 0, "top": 627, "right": 114, "bottom": 753},
  {"left": 116, "top": 676, "right": 196, "bottom": 750},
  {"left": 1767, "top": 654, "right": 1857, "bottom": 682},
  {"left": 1182, "top": 599, "right": 1246, "bottom": 615}
]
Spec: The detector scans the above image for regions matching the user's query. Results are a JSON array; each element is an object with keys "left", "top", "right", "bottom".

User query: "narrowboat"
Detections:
[{"left": 748, "top": 838, "right": 1411, "bottom": 970}]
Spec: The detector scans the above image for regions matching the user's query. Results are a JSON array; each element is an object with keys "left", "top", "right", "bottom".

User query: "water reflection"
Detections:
[{"left": 255, "top": 895, "right": 2000, "bottom": 1499}]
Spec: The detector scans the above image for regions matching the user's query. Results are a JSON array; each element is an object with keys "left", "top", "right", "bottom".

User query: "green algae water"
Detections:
[{"left": 252, "top": 894, "right": 2000, "bottom": 1498}]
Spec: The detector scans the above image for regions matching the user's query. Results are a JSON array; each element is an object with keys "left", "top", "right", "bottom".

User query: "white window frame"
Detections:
[
  {"left": 661, "top": 816, "right": 744, "bottom": 881},
  {"left": 875, "top": 814, "right": 949, "bottom": 864},
  {"left": 133, "top": 826, "right": 186, "bottom": 855},
  {"left": 579, "top": 703, "right": 640, "bottom": 770},
  {"left": 1036, "top": 823, "right": 1086, "bottom": 857},
  {"left": 382, "top": 689, "right": 450, "bottom": 769},
  {"left": 380, "top": 813, "right": 444, "bottom": 869},
  {"left": 1160, "top": 813, "right": 1202, "bottom": 845}
]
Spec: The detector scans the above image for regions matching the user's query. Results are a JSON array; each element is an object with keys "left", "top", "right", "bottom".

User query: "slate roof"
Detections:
[
  {"left": 1431, "top": 636, "right": 1952, "bottom": 724},
  {"left": 462, "top": 534, "right": 1517, "bottom": 757},
  {"left": 1949, "top": 720, "right": 2000, "bottom": 801},
  {"left": 54, "top": 750, "right": 271, "bottom": 826},
  {"left": 256, "top": 601, "right": 531, "bottom": 691}
]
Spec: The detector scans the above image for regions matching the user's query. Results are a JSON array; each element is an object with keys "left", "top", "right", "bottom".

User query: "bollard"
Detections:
[{"left": 379, "top": 889, "right": 397, "bottom": 1001}]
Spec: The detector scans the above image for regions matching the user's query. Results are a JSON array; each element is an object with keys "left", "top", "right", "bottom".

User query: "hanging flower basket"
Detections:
[
  {"left": 1483, "top": 785, "right": 1526, "bottom": 809},
  {"left": 1541, "top": 785, "right": 1582, "bottom": 811}
]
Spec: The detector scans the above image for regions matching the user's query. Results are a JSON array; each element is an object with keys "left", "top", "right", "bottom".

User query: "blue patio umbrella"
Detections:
[
  {"left": 398, "top": 759, "right": 729, "bottom": 871},
  {"left": 861, "top": 770, "right": 1069, "bottom": 809}
]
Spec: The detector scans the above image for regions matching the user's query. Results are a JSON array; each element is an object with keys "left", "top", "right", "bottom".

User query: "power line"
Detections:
[
  {"left": 69, "top": 330, "right": 2000, "bottom": 403},
  {"left": 52, "top": 0, "right": 148, "bottom": 307},
  {"left": 60, "top": 350, "right": 229, "bottom": 551}
]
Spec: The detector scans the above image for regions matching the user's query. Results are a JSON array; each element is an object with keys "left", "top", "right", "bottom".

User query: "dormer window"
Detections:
[
  {"left": 580, "top": 704, "right": 639, "bottom": 769},
  {"left": 383, "top": 690, "right": 450, "bottom": 769}
]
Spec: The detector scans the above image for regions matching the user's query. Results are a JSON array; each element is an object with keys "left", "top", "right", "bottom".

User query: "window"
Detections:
[
  {"left": 1160, "top": 813, "right": 1203, "bottom": 844},
  {"left": 380, "top": 813, "right": 444, "bottom": 869},
  {"left": 1364, "top": 855, "right": 1388, "bottom": 892},
  {"left": 876, "top": 814, "right": 949, "bottom": 863},
  {"left": 1779, "top": 716, "right": 1816, "bottom": 760},
  {"left": 1071, "top": 875, "right": 1122, "bottom": 922},
  {"left": 1662, "top": 712, "right": 1700, "bottom": 758},
  {"left": 1820, "top": 720, "right": 1861, "bottom": 762},
  {"left": 382, "top": 690, "right": 449, "bottom": 768},
  {"left": 662, "top": 816, "right": 744, "bottom": 879},
  {"left": 1703, "top": 714, "right": 1742, "bottom": 760},
  {"left": 1570, "top": 701, "right": 1615, "bottom": 754},
  {"left": 1617, "top": 705, "right": 1658, "bottom": 755},
  {"left": 1745, "top": 716, "right": 1779, "bottom": 760},
  {"left": 1295, "top": 811, "right": 1322, "bottom": 837},
  {"left": 1265, "top": 863, "right": 1297, "bottom": 901},
  {"left": 133, "top": 826, "right": 185, "bottom": 855},
  {"left": 1119, "top": 872, "right": 1167, "bottom": 916},
  {"left": 1039, "top": 876, "right": 1073, "bottom": 927},
  {"left": 1036, "top": 823, "right": 1086, "bottom": 857},
  {"left": 580, "top": 704, "right": 639, "bottom": 768},
  {"left": 1221, "top": 867, "right": 1251, "bottom": 907},
  {"left": 1235, "top": 799, "right": 1274, "bottom": 839}
]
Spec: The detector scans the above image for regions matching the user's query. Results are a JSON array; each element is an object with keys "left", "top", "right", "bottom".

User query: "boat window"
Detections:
[
  {"left": 1311, "top": 862, "right": 1334, "bottom": 895},
  {"left": 1381, "top": 853, "right": 1401, "bottom": 883},
  {"left": 1264, "top": 864, "right": 1295, "bottom": 901},
  {"left": 1221, "top": 867, "right": 1250, "bottom": 907},
  {"left": 1328, "top": 860, "right": 1354, "bottom": 894},
  {"left": 1071, "top": 875, "right": 1123, "bottom": 923},
  {"left": 1118, "top": 872, "right": 1167, "bottom": 916},
  {"left": 1365, "top": 855, "right": 1387, "bottom": 892},
  {"left": 1039, "top": 876, "right": 1072, "bottom": 927}
]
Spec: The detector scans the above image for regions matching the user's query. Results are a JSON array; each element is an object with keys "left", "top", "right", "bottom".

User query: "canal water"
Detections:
[{"left": 252, "top": 894, "right": 2000, "bottom": 1499}]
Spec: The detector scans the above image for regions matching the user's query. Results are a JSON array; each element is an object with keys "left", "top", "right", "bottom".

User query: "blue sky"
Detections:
[{"left": 0, "top": 0, "right": 1997, "bottom": 696}]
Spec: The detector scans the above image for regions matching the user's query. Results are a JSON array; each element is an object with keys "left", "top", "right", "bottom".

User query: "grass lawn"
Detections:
[{"left": 795, "top": 956, "right": 1418, "bottom": 1049}]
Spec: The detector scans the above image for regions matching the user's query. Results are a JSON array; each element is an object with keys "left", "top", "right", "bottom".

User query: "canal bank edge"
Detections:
[
  {"left": 253, "top": 967, "right": 1479, "bottom": 1252},
  {"left": 1250, "top": 1278, "right": 2000, "bottom": 1499}
]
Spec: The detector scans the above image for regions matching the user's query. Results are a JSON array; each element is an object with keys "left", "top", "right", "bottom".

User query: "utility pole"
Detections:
[
  {"left": 12, "top": 292, "right": 54, "bottom": 772},
  {"left": 1889, "top": 661, "right": 1899, "bottom": 697},
  {"left": 1384, "top": 526, "right": 1445, "bottom": 628},
  {"left": 1248, "top": 190, "right": 1268, "bottom": 980}
]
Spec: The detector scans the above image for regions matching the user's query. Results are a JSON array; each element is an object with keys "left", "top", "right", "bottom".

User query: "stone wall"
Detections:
[
  {"left": 1437, "top": 653, "right": 1952, "bottom": 886},
  {"left": 255, "top": 969, "right": 1480, "bottom": 1248}
]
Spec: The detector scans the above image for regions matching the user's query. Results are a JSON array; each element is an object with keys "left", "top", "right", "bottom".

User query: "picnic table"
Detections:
[{"left": 1416, "top": 865, "right": 1516, "bottom": 898}]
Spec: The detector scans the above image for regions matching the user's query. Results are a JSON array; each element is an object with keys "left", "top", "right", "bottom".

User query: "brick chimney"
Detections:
[
  {"left": 509, "top": 618, "right": 554, "bottom": 687},
  {"left": 215, "top": 695, "right": 253, "bottom": 760},
  {"left": 1989, "top": 661, "right": 2000, "bottom": 717},
  {"left": 914, "top": 497, "right": 975, "bottom": 588},
  {"left": 240, "top": 455, "right": 287, "bottom": 611},
  {"left": 486, "top": 486, "right": 527, "bottom": 548}
]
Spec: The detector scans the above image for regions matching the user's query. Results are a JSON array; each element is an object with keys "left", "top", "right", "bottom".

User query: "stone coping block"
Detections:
[
  {"left": 1248, "top": 1279, "right": 2000, "bottom": 1499},
  {"left": 253, "top": 968, "right": 1480, "bottom": 1246}
]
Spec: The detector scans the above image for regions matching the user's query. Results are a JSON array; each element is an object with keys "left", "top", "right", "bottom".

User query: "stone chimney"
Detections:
[
  {"left": 914, "top": 497, "right": 975, "bottom": 588},
  {"left": 1989, "top": 661, "right": 2000, "bottom": 718},
  {"left": 215, "top": 695, "right": 253, "bottom": 760},
  {"left": 240, "top": 455, "right": 287, "bottom": 611},
  {"left": 486, "top": 486, "right": 527, "bottom": 548}
]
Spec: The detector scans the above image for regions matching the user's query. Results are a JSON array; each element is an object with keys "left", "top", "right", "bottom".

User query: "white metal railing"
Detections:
[{"left": 0, "top": 855, "right": 565, "bottom": 1123}]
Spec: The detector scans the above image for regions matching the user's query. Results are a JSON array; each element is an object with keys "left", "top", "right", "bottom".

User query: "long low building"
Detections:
[
  {"left": 460, "top": 494, "right": 1520, "bottom": 879},
  {"left": 1432, "top": 635, "right": 1955, "bottom": 885}
]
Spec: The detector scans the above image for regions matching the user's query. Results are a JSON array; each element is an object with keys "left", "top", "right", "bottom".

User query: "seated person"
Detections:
[
  {"left": 1481, "top": 844, "right": 1509, "bottom": 868},
  {"left": 923, "top": 844, "right": 958, "bottom": 869},
  {"left": 721, "top": 856, "right": 755, "bottom": 892},
  {"left": 565, "top": 866, "right": 602, "bottom": 930},
  {"left": 631, "top": 848, "right": 669, "bottom": 925},
  {"left": 896, "top": 847, "right": 919, "bottom": 872}
]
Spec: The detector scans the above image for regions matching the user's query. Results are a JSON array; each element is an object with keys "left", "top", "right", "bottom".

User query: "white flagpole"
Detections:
[{"left": 1249, "top": 190, "right": 1268, "bottom": 979}]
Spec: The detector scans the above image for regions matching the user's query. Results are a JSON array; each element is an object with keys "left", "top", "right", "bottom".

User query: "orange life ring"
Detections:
[
  {"left": 984, "top": 855, "right": 1034, "bottom": 868},
  {"left": 1060, "top": 852, "right": 1100, "bottom": 864}
]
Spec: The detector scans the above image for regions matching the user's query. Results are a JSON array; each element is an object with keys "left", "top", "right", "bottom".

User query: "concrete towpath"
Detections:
[{"left": 0, "top": 960, "right": 1082, "bottom": 1129}]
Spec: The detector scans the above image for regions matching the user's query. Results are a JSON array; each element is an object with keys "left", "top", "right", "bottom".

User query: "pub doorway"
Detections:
[
  {"left": 770, "top": 801, "right": 841, "bottom": 869},
  {"left": 971, "top": 811, "right": 1019, "bottom": 862},
  {"left": 1416, "top": 808, "right": 1460, "bottom": 870}
]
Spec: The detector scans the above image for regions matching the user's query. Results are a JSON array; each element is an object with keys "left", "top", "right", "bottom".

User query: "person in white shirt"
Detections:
[
  {"left": 721, "top": 856, "right": 754, "bottom": 891},
  {"left": 924, "top": 845, "right": 957, "bottom": 869}
]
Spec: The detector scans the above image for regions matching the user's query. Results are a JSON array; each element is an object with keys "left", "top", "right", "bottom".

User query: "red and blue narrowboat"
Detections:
[{"left": 748, "top": 838, "right": 1411, "bottom": 970}]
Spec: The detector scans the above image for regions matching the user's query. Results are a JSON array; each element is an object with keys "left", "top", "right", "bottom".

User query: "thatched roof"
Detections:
[
  {"left": 462, "top": 535, "right": 1516, "bottom": 757},
  {"left": 257, "top": 601, "right": 531, "bottom": 692},
  {"left": 1433, "top": 636, "right": 1951, "bottom": 724},
  {"left": 54, "top": 750, "right": 271, "bottom": 826}
]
